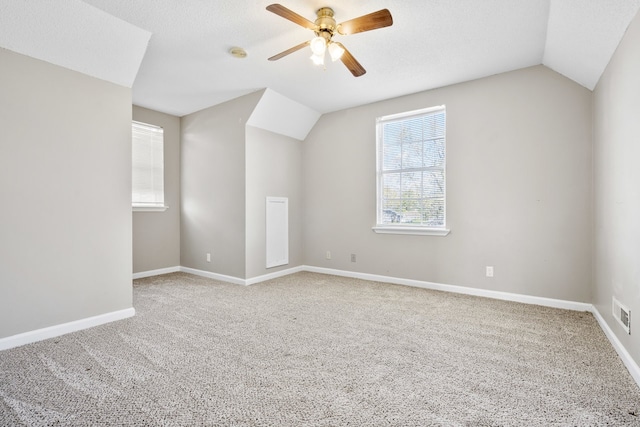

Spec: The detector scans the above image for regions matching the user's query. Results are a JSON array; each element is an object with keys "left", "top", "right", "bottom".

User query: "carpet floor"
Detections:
[{"left": 1, "top": 272, "right": 639, "bottom": 426}]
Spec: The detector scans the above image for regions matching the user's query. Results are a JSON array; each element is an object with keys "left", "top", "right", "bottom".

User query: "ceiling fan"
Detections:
[{"left": 266, "top": 3, "right": 393, "bottom": 77}]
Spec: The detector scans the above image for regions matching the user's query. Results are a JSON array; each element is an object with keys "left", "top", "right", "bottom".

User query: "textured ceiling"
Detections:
[{"left": 2, "top": 1, "right": 640, "bottom": 117}]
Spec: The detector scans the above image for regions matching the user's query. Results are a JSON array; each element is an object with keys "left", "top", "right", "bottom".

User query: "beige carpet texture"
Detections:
[{"left": 1, "top": 272, "right": 639, "bottom": 426}]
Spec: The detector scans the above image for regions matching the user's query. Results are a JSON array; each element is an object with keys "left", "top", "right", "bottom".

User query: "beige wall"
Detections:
[
  {"left": 303, "top": 65, "right": 593, "bottom": 302},
  {"left": 180, "top": 92, "right": 304, "bottom": 280},
  {"left": 180, "top": 91, "right": 263, "bottom": 278},
  {"left": 245, "top": 126, "right": 303, "bottom": 278},
  {"left": 0, "top": 48, "right": 133, "bottom": 338},
  {"left": 132, "top": 106, "right": 181, "bottom": 273},
  {"left": 593, "top": 11, "right": 640, "bottom": 365}
]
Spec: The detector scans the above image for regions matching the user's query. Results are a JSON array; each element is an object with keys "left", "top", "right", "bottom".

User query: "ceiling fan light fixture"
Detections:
[
  {"left": 310, "top": 36, "right": 327, "bottom": 56},
  {"left": 310, "top": 52, "right": 325, "bottom": 66},
  {"left": 328, "top": 42, "right": 345, "bottom": 61}
]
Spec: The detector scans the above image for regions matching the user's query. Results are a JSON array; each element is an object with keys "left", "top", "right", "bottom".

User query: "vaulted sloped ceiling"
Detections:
[
  {"left": 544, "top": 0, "right": 640, "bottom": 89},
  {"left": 1, "top": 0, "right": 639, "bottom": 116},
  {"left": 0, "top": 0, "right": 150, "bottom": 88}
]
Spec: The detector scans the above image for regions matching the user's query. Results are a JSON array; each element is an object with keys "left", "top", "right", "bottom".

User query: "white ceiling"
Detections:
[
  {"left": 0, "top": 0, "right": 150, "bottom": 88},
  {"left": 2, "top": 0, "right": 639, "bottom": 117}
]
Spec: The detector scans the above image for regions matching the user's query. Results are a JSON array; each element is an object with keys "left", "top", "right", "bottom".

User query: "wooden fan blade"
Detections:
[
  {"left": 268, "top": 40, "right": 310, "bottom": 61},
  {"left": 337, "top": 9, "right": 393, "bottom": 35},
  {"left": 266, "top": 4, "right": 316, "bottom": 30},
  {"left": 334, "top": 42, "right": 366, "bottom": 77}
]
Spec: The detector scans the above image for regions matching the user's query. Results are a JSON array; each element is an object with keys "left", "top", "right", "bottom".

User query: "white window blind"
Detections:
[
  {"left": 132, "top": 121, "right": 165, "bottom": 208},
  {"left": 375, "top": 105, "right": 447, "bottom": 231}
]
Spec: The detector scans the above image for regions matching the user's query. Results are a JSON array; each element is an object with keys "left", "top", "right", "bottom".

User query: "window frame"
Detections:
[
  {"left": 373, "top": 105, "right": 449, "bottom": 236},
  {"left": 132, "top": 120, "right": 168, "bottom": 212}
]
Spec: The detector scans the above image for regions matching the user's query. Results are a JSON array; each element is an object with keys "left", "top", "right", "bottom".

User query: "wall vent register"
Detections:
[{"left": 612, "top": 296, "right": 631, "bottom": 334}]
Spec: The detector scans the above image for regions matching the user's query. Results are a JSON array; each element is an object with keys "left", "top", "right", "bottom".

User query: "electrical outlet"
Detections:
[
  {"left": 326, "top": 251, "right": 331, "bottom": 260},
  {"left": 486, "top": 266, "right": 494, "bottom": 277},
  {"left": 206, "top": 253, "right": 211, "bottom": 262},
  {"left": 351, "top": 253, "right": 356, "bottom": 262}
]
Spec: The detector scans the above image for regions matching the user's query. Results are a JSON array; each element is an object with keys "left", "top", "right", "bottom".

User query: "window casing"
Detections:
[
  {"left": 132, "top": 121, "right": 166, "bottom": 211},
  {"left": 374, "top": 105, "right": 449, "bottom": 236}
]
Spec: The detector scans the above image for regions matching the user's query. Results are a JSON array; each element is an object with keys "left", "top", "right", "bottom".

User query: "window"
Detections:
[
  {"left": 132, "top": 121, "right": 166, "bottom": 211},
  {"left": 373, "top": 105, "right": 449, "bottom": 236}
]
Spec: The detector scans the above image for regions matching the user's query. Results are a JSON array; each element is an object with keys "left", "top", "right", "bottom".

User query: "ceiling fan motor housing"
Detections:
[{"left": 315, "top": 7, "right": 336, "bottom": 41}]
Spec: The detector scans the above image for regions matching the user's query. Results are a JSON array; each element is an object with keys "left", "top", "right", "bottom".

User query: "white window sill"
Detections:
[
  {"left": 133, "top": 206, "right": 169, "bottom": 212},
  {"left": 372, "top": 226, "right": 450, "bottom": 236}
]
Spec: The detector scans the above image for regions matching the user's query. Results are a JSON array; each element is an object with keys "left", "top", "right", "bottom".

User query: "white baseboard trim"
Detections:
[
  {"left": 245, "top": 266, "right": 306, "bottom": 285},
  {"left": 138, "top": 265, "right": 591, "bottom": 311},
  {"left": 591, "top": 306, "right": 640, "bottom": 387},
  {"left": 177, "top": 265, "right": 306, "bottom": 286},
  {"left": 303, "top": 266, "right": 592, "bottom": 312},
  {"left": 0, "top": 307, "right": 135, "bottom": 352},
  {"left": 133, "top": 266, "right": 181, "bottom": 280},
  {"left": 179, "top": 266, "right": 247, "bottom": 286}
]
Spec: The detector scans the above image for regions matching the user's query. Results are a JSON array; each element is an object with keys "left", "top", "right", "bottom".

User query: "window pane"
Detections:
[
  {"left": 423, "top": 113, "right": 446, "bottom": 139},
  {"left": 423, "top": 170, "right": 444, "bottom": 198},
  {"left": 383, "top": 122, "right": 402, "bottom": 145},
  {"left": 401, "top": 171, "right": 421, "bottom": 196},
  {"left": 422, "top": 198, "right": 445, "bottom": 226},
  {"left": 382, "top": 173, "right": 401, "bottom": 199},
  {"left": 424, "top": 138, "right": 445, "bottom": 167},
  {"left": 400, "top": 199, "right": 422, "bottom": 224},
  {"left": 401, "top": 117, "right": 423, "bottom": 142},
  {"left": 382, "top": 200, "right": 403, "bottom": 223},
  {"left": 383, "top": 137, "right": 401, "bottom": 171},
  {"left": 402, "top": 141, "right": 422, "bottom": 169}
]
